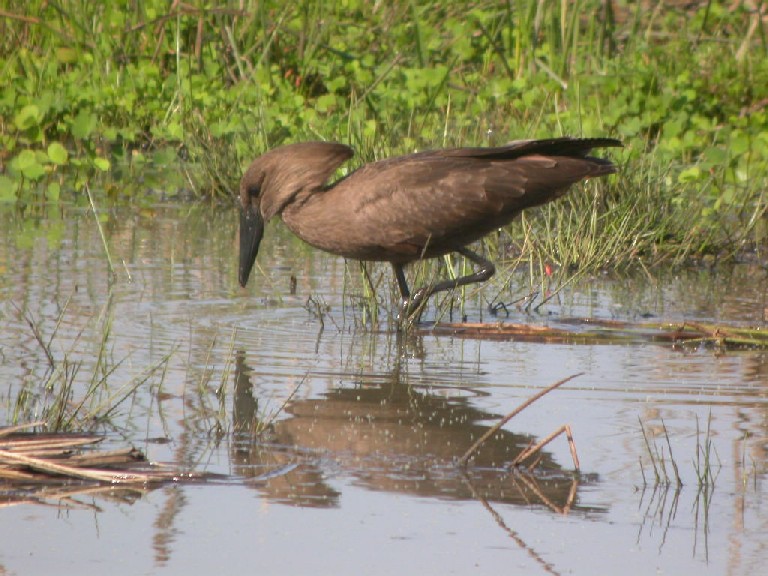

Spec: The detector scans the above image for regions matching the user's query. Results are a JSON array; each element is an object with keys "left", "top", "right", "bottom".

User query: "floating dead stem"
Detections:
[
  {"left": 422, "top": 319, "right": 768, "bottom": 349},
  {"left": 0, "top": 422, "right": 213, "bottom": 490},
  {"left": 458, "top": 373, "right": 583, "bottom": 470}
]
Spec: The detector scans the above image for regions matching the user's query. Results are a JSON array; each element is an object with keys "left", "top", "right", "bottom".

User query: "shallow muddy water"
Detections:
[{"left": 1, "top": 203, "right": 767, "bottom": 575}]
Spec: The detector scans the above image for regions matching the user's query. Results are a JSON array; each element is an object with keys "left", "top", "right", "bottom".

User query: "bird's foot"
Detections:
[
  {"left": 396, "top": 290, "right": 430, "bottom": 330},
  {"left": 396, "top": 299, "right": 416, "bottom": 330}
]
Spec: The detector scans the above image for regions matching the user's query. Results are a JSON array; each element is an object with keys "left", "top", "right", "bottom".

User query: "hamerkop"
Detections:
[{"left": 239, "top": 137, "right": 621, "bottom": 321}]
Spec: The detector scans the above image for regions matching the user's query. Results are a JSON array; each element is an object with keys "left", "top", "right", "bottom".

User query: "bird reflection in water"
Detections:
[{"left": 230, "top": 349, "right": 600, "bottom": 514}]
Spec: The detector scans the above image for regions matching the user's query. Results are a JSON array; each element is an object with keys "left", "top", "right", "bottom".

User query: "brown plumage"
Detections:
[{"left": 239, "top": 138, "right": 622, "bottom": 321}]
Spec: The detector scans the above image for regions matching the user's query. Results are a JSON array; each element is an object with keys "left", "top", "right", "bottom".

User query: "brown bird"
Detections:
[{"left": 239, "top": 137, "right": 621, "bottom": 321}]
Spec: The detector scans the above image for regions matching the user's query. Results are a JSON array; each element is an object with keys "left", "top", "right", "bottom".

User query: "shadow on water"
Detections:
[{"left": 230, "top": 346, "right": 597, "bottom": 513}]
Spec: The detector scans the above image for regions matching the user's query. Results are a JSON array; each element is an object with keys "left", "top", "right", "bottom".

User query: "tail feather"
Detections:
[{"left": 443, "top": 137, "right": 623, "bottom": 161}]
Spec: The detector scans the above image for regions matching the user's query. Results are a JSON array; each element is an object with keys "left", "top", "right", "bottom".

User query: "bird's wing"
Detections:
[{"left": 335, "top": 150, "right": 611, "bottom": 256}]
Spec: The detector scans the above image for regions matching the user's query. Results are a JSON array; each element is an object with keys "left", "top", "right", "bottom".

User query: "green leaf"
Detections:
[
  {"left": 10, "top": 149, "right": 46, "bottom": 180},
  {"left": 618, "top": 117, "right": 642, "bottom": 137},
  {"left": 316, "top": 93, "right": 339, "bottom": 113},
  {"left": 56, "top": 47, "right": 78, "bottom": 64},
  {"left": 152, "top": 147, "right": 177, "bottom": 166},
  {"left": 102, "top": 125, "right": 118, "bottom": 140},
  {"left": 678, "top": 166, "right": 702, "bottom": 183},
  {"left": 12, "top": 149, "right": 37, "bottom": 171},
  {"left": 14, "top": 104, "right": 42, "bottom": 131},
  {"left": 164, "top": 121, "right": 183, "bottom": 140},
  {"left": 93, "top": 157, "right": 111, "bottom": 171},
  {"left": 702, "top": 146, "right": 727, "bottom": 166},
  {"left": 25, "top": 163, "right": 46, "bottom": 180},
  {"left": 47, "top": 141, "right": 69, "bottom": 165},
  {"left": 71, "top": 110, "right": 97, "bottom": 139},
  {"left": 0, "top": 175, "right": 18, "bottom": 202}
]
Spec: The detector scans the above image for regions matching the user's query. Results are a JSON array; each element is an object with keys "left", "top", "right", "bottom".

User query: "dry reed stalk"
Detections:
[
  {"left": 0, "top": 449, "right": 150, "bottom": 483},
  {"left": 0, "top": 421, "right": 47, "bottom": 438},
  {"left": 424, "top": 319, "right": 768, "bottom": 348},
  {"left": 457, "top": 372, "right": 583, "bottom": 467},
  {"left": 0, "top": 424, "right": 204, "bottom": 487},
  {"left": 511, "top": 424, "right": 580, "bottom": 470}
]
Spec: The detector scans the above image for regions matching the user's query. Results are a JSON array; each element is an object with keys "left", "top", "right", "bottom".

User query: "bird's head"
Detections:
[{"left": 238, "top": 142, "right": 354, "bottom": 287}]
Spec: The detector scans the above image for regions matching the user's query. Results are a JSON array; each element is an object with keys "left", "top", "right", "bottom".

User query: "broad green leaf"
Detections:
[
  {"left": 152, "top": 148, "right": 177, "bottom": 166},
  {"left": 23, "top": 161, "right": 46, "bottom": 180},
  {"left": 0, "top": 175, "right": 18, "bottom": 201},
  {"left": 316, "top": 93, "right": 338, "bottom": 112},
  {"left": 48, "top": 142, "right": 69, "bottom": 165},
  {"left": 10, "top": 149, "right": 46, "bottom": 180},
  {"left": 93, "top": 157, "right": 111, "bottom": 171},
  {"left": 702, "top": 146, "right": 727, "bottom": 165},
  {"left": 12, "top": 149, "right": 37, "bottom": 171},
  {"left": 164, "top": 121, "right": 183, "bottom": 140},
  {"left": 14, "top": 104, "right": 42, "bottom": 131},
  {"left": 56, "top": 47, "right": 78, "bottom": 64},
  {"left": 71, "top": 110, "right": 97, "bottom": 139},
  {"left": 678, "top": 166, "right": 702, "bottom": 183}
]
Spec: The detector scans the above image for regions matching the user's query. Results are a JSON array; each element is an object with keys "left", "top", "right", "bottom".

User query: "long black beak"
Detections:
[{"left": 239, "top": 204, "right": 264, "bottom": 287}]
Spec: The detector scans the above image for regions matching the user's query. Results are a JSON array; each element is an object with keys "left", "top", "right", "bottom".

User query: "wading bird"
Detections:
[{"left": 238, "top": 138, "right": 621, "bottom": 323}]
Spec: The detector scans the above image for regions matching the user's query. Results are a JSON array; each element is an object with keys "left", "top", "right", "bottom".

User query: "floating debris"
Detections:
[
  {"left": 422, "top": 319, "right": 768, "bottom": 349},
  {"left": 0, "top": 422, "right": 212, "bottom": 493}
]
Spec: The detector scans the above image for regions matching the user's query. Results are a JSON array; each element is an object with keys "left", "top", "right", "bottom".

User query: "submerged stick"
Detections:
[{"left": 457, "top": 372, "right": 584, "bottom": 467}]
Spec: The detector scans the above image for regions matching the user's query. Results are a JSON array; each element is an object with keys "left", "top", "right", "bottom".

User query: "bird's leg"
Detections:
[
  {"left": 397, "top": 248, "right": 496, "bottom": 324},
  {"left": 393, "top": 263, "right": 411, "bottom": 300},
  {"left": 392, "top": 263, "right": 415, "bottom": 326},
  {"left": 412, "top": 247, "right": 496, "bottom": 307}
]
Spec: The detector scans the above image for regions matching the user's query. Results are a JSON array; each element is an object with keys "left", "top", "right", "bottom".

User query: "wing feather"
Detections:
[{"left": 286, "top": 139, "right": 619, "bottom": 261}]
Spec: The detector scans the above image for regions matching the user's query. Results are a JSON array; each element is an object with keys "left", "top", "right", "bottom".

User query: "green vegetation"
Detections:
[
  {"left": 1, "top": 0, "right": 766, "bottom": 273},
  {"left": 7, "top": 296, "right": 173, "bottom": 432}
]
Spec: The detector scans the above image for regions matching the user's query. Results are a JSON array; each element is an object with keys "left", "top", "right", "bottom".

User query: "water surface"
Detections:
[{"left": 1, "top": 204, "right": 766, "bottom": 575}]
